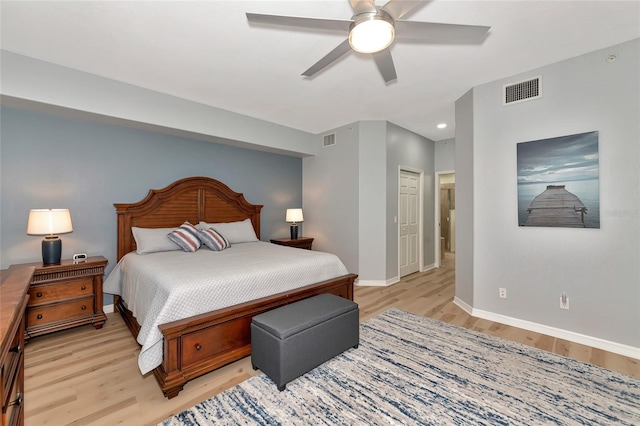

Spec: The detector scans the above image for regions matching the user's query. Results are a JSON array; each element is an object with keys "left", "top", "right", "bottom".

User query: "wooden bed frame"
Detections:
[{"left": 113, "top": 176, "right": 357, "bottom": 398}]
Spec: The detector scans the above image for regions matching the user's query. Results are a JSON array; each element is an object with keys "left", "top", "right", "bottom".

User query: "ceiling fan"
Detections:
[{"left": 246, "top": 0, "right": 490, "bottom": 83}]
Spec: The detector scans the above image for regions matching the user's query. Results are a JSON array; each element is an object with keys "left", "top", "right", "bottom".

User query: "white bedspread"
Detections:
[{"left": 104, "top": 241, "right": 349, "bottom": 374}]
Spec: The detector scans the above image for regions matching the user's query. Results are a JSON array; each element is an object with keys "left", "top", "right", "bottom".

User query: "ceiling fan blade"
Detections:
[
  {"left": 350, "top": 0, "right": 377, "bottom": 16},
  {"left": 395, "top": 21, "right": 490, "bottom": 43},
  {"left": 246, "top": 13, "right": 351, "bottom": 32},
  {"left": 372, "top": 48, "right": 397, "bottom": 83},
  {"left": 381, "top": 0, "right": 428, "bottom": 21},
  {"left": 302, "top": 39, "right": 352, "bottom": 78}
]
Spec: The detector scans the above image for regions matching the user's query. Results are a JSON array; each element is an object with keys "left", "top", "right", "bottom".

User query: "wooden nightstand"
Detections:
[
  {"left": 270, "top": 237, "right": 314, "bottom": 250},
  {"left": 24, "top": 256, "right": 108, "bottom": 341}
]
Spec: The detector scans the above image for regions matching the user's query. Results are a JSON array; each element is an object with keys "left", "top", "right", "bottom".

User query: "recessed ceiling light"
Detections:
[{"left": 437, "top": 123, "right": 447, "bottom": 129}]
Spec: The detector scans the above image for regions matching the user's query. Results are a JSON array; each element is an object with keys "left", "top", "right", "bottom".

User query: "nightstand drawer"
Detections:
[
  {"left": 23, "top": 256, "right": 107, "bottom": 340},
  {"left": 28, "top": 277, "right": 93, "bottom": 306},
  {"left": 27, "top": 297, "right": 94, "bottom": 326}
]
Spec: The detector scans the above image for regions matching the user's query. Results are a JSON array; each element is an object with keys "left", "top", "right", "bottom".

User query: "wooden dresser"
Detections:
[
  {"left": 24, "top": 256, "right": 108, "bottom": 341},
  {"left": 1, "top": 264, "right": 35, "bottom": 426}
]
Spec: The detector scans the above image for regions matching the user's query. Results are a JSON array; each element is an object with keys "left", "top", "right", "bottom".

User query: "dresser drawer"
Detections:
[
  {"left": 2, "top": 334, "right": 22, "bottom": 408},
  {"left": 28, "top": 277, "right": 93, "bottom": 306},
  {"left": 4, "top": 374, "right": 23, "bottom": 426},
  {"left": 27, "top": 297, "right": 94, "bottom": 326}
]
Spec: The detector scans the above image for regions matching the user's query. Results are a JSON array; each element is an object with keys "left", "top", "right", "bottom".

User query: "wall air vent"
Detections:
[
  {"left": 323, "top": 133, "right": 336, "bottom": 147},
  {"left": 503, "top": 75, "right": 542, "bottom": 106}
]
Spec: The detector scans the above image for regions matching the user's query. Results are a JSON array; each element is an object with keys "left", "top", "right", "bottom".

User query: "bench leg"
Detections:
[{"left": 278, "top": 384, "right": 286, "bottom": 392}]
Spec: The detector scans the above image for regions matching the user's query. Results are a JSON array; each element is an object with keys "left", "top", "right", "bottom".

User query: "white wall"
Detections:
[
  {"left": 358, "top": 122, "right": 388, "bottom": 283},
  {"left": 457, "top": 38, "right": 640, "bottom": 355},
  {"left": 435, "top": 138, "right": 455, "bottom": 172},
  {"left": 303, "top": 120, "right": 435, "bottom": 284},
  {"left": 386, "top": 123, "right": 436, "bottom": 281},
  {"left": 1, "top": 50, "right": 317, "bottom": 157},
  {"left": 454, "top": 90, "right": 475, "bottom": 305},
  {"left": 302, "top": 123, "right": 360, "bottom": 275}
]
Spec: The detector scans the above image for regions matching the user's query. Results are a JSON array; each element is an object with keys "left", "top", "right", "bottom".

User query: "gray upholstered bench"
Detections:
[{"left": 251, "top": 293, "right": 359, "bottom": 391}]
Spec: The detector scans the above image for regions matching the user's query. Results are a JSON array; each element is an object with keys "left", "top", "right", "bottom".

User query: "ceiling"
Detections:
[{"left": 1, "top": 1, "right": 639, "bottom": 142}]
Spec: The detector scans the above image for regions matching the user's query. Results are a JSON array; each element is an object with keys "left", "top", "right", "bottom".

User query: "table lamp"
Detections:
[
  {"left": 286, "top": 208, "right": 303, "bottom": 240},
  {"left": 27, "top": 209, "right": 73, "bottom": 265}
]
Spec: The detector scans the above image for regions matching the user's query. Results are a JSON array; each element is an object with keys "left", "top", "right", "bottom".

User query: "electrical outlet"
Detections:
[
  {"left": 499, "top": 288, "right": 507, "bottom": 299},
  {"left": 560, "top": 293, "right": 570, "bottom": 310}
]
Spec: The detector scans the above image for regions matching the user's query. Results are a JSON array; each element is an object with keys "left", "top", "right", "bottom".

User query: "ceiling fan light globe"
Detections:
[{"left": 349, "top": 18, "right": 395, "bottom": 53}]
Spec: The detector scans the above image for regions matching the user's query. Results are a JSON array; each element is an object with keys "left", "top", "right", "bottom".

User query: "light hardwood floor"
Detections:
[{"left": 24, "top": 253, "right": 639, "bottom": 425}]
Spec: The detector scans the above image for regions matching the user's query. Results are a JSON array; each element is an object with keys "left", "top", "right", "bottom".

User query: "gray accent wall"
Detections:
[
  {"left": 456, "top": 38, "right": 639, "bottom": 348},
  {"left": 1, "top": 106, "right": 303, "bottom": 304}
]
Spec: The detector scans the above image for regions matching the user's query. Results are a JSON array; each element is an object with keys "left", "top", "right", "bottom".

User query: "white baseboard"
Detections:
[
  {"left": 453, "top": 297, "right": 640, "bottom": 360},
  {"left": 387, "top": 276, "right": 400, "bottom": 286},
  {"left": 453, "top": 296, "right": 472, "bottom": 315},
  {"left": 356, "top": 265, "right": 436, "bottom": 287},
  {"left": 103, "top": 304, "right": 114, "bottom": 313},
  {"left": 356, "top": 279, "right": 393, "bottom": 287},
  {"left": 422, "top": 263, "right": 436, "bottom": 272}
]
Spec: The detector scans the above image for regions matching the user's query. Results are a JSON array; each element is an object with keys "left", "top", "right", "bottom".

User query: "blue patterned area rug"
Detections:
[{"left": 159, "top": 308, "right": 640, "bottom": 425}]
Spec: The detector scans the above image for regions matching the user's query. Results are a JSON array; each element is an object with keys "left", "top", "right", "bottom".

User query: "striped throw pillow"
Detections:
[
  {"left": 167, "top": 221, "right": 202, "bottom": 252},
  {"left": 199, "top": 227, "right": 231, "bottom": 251}
]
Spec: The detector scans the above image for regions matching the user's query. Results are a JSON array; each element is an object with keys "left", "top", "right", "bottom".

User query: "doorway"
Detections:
[
  {"left": 399, "top": 169, "right": 421, "bottom": 277},
  {"left": 436, "top": 172, "right": 455, "bottom": 268}
]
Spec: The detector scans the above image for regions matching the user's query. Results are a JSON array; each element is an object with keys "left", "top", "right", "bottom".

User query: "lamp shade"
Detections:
[
  {"left": 286, "top": 208, "right": 304, "bottom": 223},
  {"left": 27, "top": 209, "right": 73, "bottom": 235}
]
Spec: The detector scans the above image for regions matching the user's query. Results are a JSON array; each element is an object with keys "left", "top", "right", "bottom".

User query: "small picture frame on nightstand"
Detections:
[{"left": 72, "top": 253, "right": 88, "bottom": 263}]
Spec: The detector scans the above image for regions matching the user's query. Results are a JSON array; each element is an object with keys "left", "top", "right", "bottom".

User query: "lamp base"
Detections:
[
  {"left": 290, "top": 224, "right": 298, "bottom": 240},
  {"left": 42, "top": 236, "right": 62, "bottom": 265}
]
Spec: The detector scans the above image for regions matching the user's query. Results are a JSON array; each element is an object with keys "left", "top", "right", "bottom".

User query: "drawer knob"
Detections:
[
  {"left": 37, "top": 314, "right": 43, "bottom": 320},
  {"left": 36, "top": 292, "right": 43, "bottom": 297},
  {"left": 9, "top": 393, "right": 23, "bottom": 407},
  {"left": 195, "top": 344, "right": 202, "bottom": 351},
  {"left": 81, "top": 305, "right": 87, "bottom": 310},
  {"left": 81, "top": 285, "right": 87, "bottom": 290}
]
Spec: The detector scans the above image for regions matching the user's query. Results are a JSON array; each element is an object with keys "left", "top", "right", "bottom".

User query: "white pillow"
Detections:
[
  {"left": 132, "top": 227, "right": 181, "bottom": 254},
  {"left": 198, "top": 218, "right": 258, "bottom": 244}
]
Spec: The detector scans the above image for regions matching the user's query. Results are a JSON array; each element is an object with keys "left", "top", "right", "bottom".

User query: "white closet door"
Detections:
[{"left": 400, "top": 170, "right": 419, "bottom": 277}]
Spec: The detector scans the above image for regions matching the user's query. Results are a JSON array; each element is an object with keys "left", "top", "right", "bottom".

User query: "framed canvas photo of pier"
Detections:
[{"left": 517, "top": 131, "right": 600, "bottom": 228}]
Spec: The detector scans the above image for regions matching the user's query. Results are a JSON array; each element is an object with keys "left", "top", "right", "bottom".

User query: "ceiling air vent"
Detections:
[
  {"left": 323, "top": 133, "right": 336, "bottom": 147},
  {"left": 503, "top": 75, "right": 542, "bottom": 106}
]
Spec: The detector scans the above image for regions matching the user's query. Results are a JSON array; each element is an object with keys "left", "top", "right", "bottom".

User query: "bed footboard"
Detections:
[{"left": 148, "top": 274, "right": 355, "bottom": 398}]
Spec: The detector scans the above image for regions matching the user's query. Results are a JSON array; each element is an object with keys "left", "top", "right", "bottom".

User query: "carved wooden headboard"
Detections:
[{"left": 114, "top": 176, "right": 263, "bottom": 260}]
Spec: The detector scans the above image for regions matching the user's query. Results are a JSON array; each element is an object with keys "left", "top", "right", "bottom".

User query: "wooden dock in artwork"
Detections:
[{"left": 524, "top": 185, "right": 587, "bottom": 227}]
